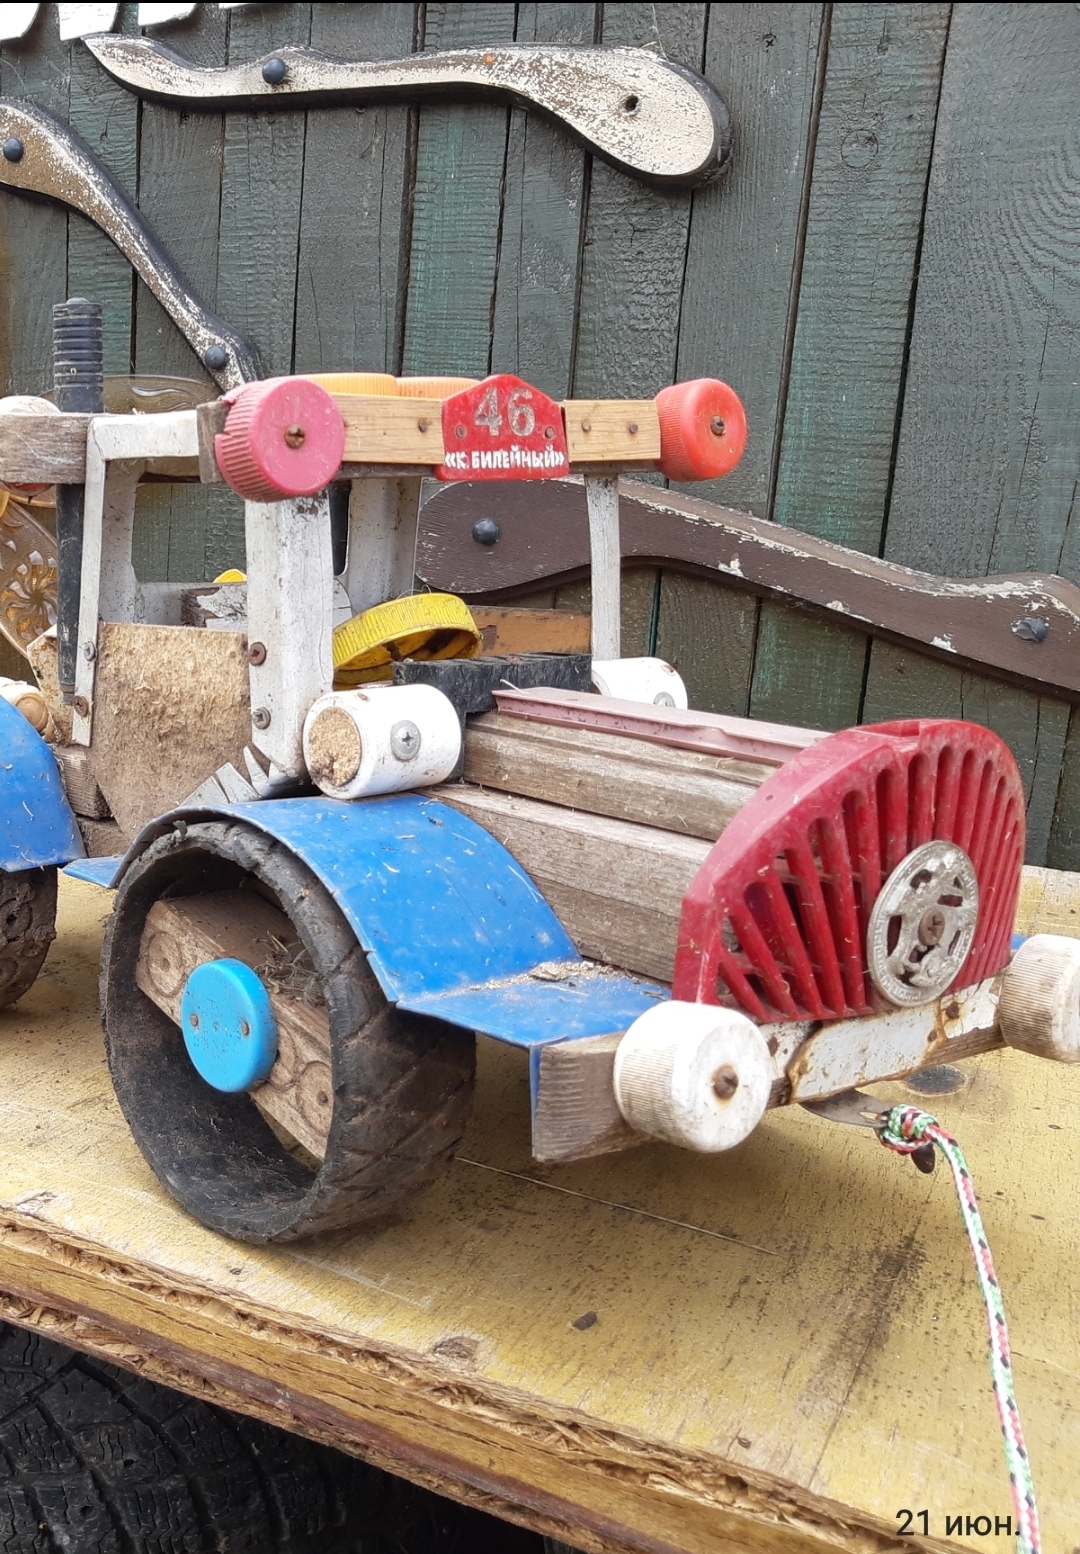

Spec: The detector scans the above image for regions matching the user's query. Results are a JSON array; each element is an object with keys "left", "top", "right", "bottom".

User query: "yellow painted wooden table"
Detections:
[{"left": 0, "top": 873, "right": 1076, "bottom": 1554}]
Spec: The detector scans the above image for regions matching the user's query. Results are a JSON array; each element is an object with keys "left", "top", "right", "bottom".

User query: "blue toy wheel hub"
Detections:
[{"left": 179, "top": 958, "right": 278, "bottom": 1093}]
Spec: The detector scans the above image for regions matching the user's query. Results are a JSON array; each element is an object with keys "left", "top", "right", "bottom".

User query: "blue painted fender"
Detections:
[
  {"left": 0, "top": 696, "right": 83, "bottom": 871},
  {"left": 117, "top": 793, "right": 666, "bottom": 1049}
]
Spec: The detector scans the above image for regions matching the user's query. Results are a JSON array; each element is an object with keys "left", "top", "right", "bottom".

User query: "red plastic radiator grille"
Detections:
[{"left": 672, "top": 720, "right": 1025, "bottom": 1023}]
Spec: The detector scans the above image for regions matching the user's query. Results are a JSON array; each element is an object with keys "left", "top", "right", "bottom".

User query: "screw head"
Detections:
[
  {"left": 252, "top": 706, "right": 271, "bottom": 730},
  {"left": 712, "top": 1064, "right": 740, "bottom": 1100},
  {"left": 203, "top": 343, "right": 228, "bottom": 372},
  {"left": 283, "top": 423, "right": 306, "bottom": 449},
  {"left": 2, "top": 137, "right": 24, "bottom": 163},
  {"left": 390, "top": 719, "right": 422, "bottom": 761},
  {"left": 543, "top": 425, "right": 555, "bottom": 439},
  {"left": 1013, "top": 615, "right": 1049, "bottom": 643},
  {"left": 918, "top": 906, "right": 946, "bottom": 947},
  {"left": 81, "top": 640, "right": 96, "bottom": 661},
  {"left": 73, "top": 695, "right": 89, "bottom": 718},
  {"left": 653, "top": 691, "right": 675, "bottom": 707},
  {"left": 710, "top": 415, "right": 726, "bottom": 437},
  {"left": 239, "top": 1019, "right": 250, "bottom": 1036},
  {"left": 247, "top": 641, "right": 267, "bottom": 666},
  {"left": 189, "top": 1012, "right": 199, "bottom": 1029},
  {"left": 471, "top": 517, "right": 500, "bottom": 546},
  {"left": 262, "top": 56, "right": 288, "bottom": 85},
  {"left": 627, "top": 421, "right": 639, "bottom": 434},
  {"left": 455, "top": 423, "right": 467, "bottom": 439}
]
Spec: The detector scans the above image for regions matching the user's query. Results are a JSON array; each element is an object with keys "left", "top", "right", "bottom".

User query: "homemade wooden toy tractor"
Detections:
[{"left": 0, "top": 347, "right": 1077, "bottom": 1246}]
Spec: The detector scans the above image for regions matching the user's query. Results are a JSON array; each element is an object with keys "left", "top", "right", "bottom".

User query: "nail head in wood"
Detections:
[{"left": 247, "top": 641, "right": 267, "bottom": 666}]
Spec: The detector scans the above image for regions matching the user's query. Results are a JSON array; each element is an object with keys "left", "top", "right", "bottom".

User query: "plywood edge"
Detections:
[{"left": 0, "top": 1214, "right": 921, "bottom": 1554}]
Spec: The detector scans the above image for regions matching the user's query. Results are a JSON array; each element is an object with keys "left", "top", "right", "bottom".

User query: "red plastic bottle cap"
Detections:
[
  {"left": 215, "top": 377, "right": 345, "bottom": 501},
  {"left": 655, "top": 378, "right": 747, "bottom": 483}
]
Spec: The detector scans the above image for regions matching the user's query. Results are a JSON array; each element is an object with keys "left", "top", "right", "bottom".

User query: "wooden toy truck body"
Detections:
[{"left": 0, "top": 380, "right": 1064, "bottom": 1242}]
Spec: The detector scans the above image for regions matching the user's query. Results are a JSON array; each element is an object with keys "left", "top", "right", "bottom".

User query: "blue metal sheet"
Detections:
[
  {"left": 120, "top": 794, "right": 669, "bottom": 1049},
  {"left": 0, "top": 697, "right": 83, "bottom": 870},
  {"left": 65, "top": 854, "right": 123, "bottom": 887}
]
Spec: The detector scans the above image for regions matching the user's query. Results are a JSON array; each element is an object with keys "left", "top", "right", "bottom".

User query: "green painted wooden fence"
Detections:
[{"left": 1, "top": 2, "right": 1078, "bottom": 867}]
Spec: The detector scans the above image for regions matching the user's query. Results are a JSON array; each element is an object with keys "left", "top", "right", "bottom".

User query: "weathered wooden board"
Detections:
[
  {"left": 86, "top": 622, "right": 250, "bottom": 842},
  {"left": 489, "top": 2, "right": 596, "bottom": 401},
  {"left": 0, "top": 5, "right": 71, "bottom": 397},
  {"left": 400, "top": 3, "right": 517, "bottom": 378},
  {"left": 750, "top": 3, "right": 949, "bottom": 733},
  {"left": 864, "top": 4, "right": 1080, "bottom": 869},
  {"left": 0, "top": 875, "right": 1077, "bottom": 1552},
  {"left": 463, "top": 710, "right": 767, "bottom": 840},
  {"left": 433, "top": 783, "right": 710, "bottom": 983},
  {"left": 293, "top": 3, "right": 418, "bottom": 376},
  {"left": 129, "top": 3, "right": 240, "bottom": 586}
]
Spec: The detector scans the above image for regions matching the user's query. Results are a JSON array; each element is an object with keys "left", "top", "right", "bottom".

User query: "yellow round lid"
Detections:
[{"left": 333, "top": 593, "right": 481, "bottom": 685}]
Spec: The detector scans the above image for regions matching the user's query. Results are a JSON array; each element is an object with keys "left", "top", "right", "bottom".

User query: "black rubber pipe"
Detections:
[{"left": 52, "top": 297, "right": 103, "bottom": 703}]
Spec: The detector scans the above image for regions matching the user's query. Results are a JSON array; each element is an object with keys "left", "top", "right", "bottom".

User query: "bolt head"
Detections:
[
  {"left": 247, "top": 641, "right": 267, "bottom": 666},
  {"left": 283, "top": 423, "right": 306, "bottom": 449},
  {"left": 262, "top": 56, "right": 288, "bottom": 85},
  {"left": 710, "top": 414, "right": 726, "bottom": 437},
  {"left": 471, "top": 517, "right": 500, "bottom": 546},
  {"left": 81, "top": 640, "right": 96, "bottom": 661},
  {"left": 252, "top": 706, "right": 271, "bottom": 730},
  {"left": 2, "top": 137, "right": 24, "bottom": 163},
  {"left": 712, "top": 1064, "right": 739, "bottom": 1100},
  {"left": 918, "top": 906, "right": 946, "bottom": 947},
  {"left": 390, "top": 719, "right": 421, "bottom": 761},
  {"left": 203, "top": 343, "right": 228, "bottom": 372}
]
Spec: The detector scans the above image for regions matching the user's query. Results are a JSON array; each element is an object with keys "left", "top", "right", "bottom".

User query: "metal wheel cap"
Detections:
[{"left": 866, "top": 841, "right": 979, "bottom": 1006}]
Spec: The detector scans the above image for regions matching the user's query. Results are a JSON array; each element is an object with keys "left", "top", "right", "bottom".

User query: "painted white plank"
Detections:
[
  {"left": 57, "top": 3, "right": 118, "bottom": 39},
  {"left": 584, "top": 474, "right": 621, "bottom": 660},
  {"left": 245, "top": 495, "right": 334, "bottom": 778}
]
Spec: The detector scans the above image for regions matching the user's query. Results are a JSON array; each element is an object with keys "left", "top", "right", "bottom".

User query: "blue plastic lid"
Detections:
[{"left": 179, "top": 958, "right": 278, "bottom": 1093}]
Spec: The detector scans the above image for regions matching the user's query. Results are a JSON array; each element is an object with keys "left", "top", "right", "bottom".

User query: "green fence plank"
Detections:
[
  {"left": 489, "top": 2, "right": 596, "bottom": 398},
  {"left": 659, "top": 5, "right": 825, "bottom": 715},
  {"left": 400, "top": 3, "right": 517, "bottom": 377},
  {"left": 863, "top": 5, "right": 1080, "bottom": 865},
  {"left": 1048, "top": 712, "right": 1080, "bottom": 872},
  {"left": 293, "top": 3, "right": 418, "bottom": 375},
  {"left": 215, "top": 3, "right": 310, "bottom": 377},
  {"left": 132, "top": 6, "right": 226, "bottom": 380},
  {"left": 655, "top": 574, "right": 758, "bottom": 717},
  {"left": 863, "top": 643, "right": 1070, "bottom": 867},
  {"left": 0, "top": 7, "right": 70, "bottom": 396},
  {"left": 130, "top": 5, "right": 230, "bottom": 585},
  {"left": 66, "top": 4, "right": 140, "bottom": 377},
  {"left": 572, "top": 3, "right": 707, "bottom": 402},
  {"left": 553, "top": 568, "right": 659, "bottom": 658},
  {"left": 748, "top": 2, "right": 949, "bottom": 733}
]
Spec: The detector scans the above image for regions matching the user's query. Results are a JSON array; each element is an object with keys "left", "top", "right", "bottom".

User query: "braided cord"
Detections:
[{"left": 877, "top": 1105, "right": 1040, "bottom": 1554}]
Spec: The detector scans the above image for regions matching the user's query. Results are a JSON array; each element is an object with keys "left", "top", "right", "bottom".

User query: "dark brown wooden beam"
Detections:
[{"left": 418, "top": 477, "right": 1080, "bottom": 702}]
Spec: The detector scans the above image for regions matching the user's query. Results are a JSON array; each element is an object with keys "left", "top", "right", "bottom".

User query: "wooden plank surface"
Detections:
[
  {"left": 0, "top": 874, "right": 1078, "bottom": 1551},
  {"left": 293, "top": 2, "right": 419, "bottom": 376},
  {"left": 749, "top": 3, "right": 949, "bottom": 733},
  {"left": 400, "top": 3, "right": 517, "bottom": 378},
  {"left": 862, "top": 4, "right": 1080, "bottom": 868}
]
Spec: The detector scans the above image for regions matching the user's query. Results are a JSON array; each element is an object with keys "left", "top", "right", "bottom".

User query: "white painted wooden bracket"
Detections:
[
  {"left": 343, "top": 477, "right": 422, "bottom": 616},
  {"left": 584, "top": 473, "right": 620, "bottom": 661},
  {"left": 244, "top": 494, "right": 334, "bottom": 779}
]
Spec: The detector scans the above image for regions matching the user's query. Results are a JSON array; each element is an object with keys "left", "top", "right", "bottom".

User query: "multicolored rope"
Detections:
[{"left": 877, "top": 1105, "right": 1040, "bottom": 1554}]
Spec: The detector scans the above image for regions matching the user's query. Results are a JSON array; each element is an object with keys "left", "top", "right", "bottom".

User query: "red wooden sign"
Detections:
[{"left": 436, "top": 374, "right": 570, "bottom": 481}]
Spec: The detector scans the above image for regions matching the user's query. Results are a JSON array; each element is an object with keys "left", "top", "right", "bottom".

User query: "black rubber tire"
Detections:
[
  {"left": 0, "top": 866, "right": 57, "bottom": 1009},
  {"left": 0, "top": 1319, "right": 383, "bottom": 1553},
  {"left": 101, "top": 819, "right": 475, "bottom": 1243}
]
